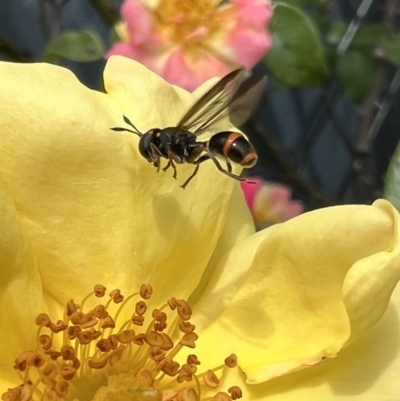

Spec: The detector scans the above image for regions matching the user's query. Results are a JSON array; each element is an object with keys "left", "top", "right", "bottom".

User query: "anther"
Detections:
[
  {"left": 67, "top": 326, "right": 81, "bottom": 340},
  {"left": 109, "top": 345, "right": 125, "bottom": 366},
  {"left": 175, "top": 300, "right": 192, "bottom": 321},
  {"left": 132, "top": 315, "right": 145, "bottom": 326},
  {"left": 148, "top": 347, "right": 165, "bottom": 363},
  {"left": 154, "top": 311, "right": 167, "bottom": 327},
  {"left": 160, "top": 359, "right": 180, "bottom": 376},
  {"left": 179, "top": 332, "right": 198, "bottom": 348},
  {"left": 60, "top": 365, "right": 76, "bottom": 381},
  {"left": 108, "top": 335, "right": 119, "bottom": 350},
  {"left": 97, "top": 339, "right": 112, "bottom": 353},
  {"left": 203, "top": 370, "right": 219, "bottom": 389},
  {"left": 179, "top": 321, "right": 195, "bottom": 333},
  {"left": 92, "top": 305, "right": 108, "bottom": 319},
  {"left": 159, "top": 333, "right": 174, "bottom": 350},
  {"left": 132, "top": 333, "right": 147, "bottom": 345},
  {"left": 28, "top": 353, "right": 45, "bottom": 368},
  {"left": 187, "top": 355, "right": 200, "bottom": 366},
  {"left": 136, "top": 369, "right": 156, "bottom": 387},
  {"left": 40, "top": 362, "right": 58, "bottom": 379},
  {"left": 94, "top": 285, "right": 106, "bottom": 297},
  {"left": 5, "top": 382, "right": 33, "bottom": 401},
  {"left": 135, "top": 301, "right": 147, "bottom": 316},
  {"left": 66, "top": 300, "right": 79, "bottom": 316},
  {"left": 88, "top": 354, "right": 108, "bottom": 369},
  {"left": 77, "top": 330, "right": 92, "bottom": 345},
  {"left": 167, "top": 297, "right": 178, "bottom": 310},
  {"left": 100, "top": 315, "right": 116, "bottom": 329},
  {"left": 81, "top": 317, "right": 98, "bottom": 329},
  {"left": 140, "top": 284, "right": 153, "bottom": 300},
  {"left": 224, "top": 354, "right": 237, "bottom": 368},
  {"left": 39, "top": 335, "right": 52, "bottom": 350},
  {"left": 228, "top": 386, "right": 242, "bottom": 400},
  {"left": 213, "top": 392, "right": 231, "bottom": 401},
  {"left": 109, "top": 289, "right": 124, "bottom": 303},
  {"left": 161, "top": 389, "right": 178, "bottom": 401},
  {"left": 179, "top": 387, "right": 198, "bottom": 401},
  {"left": 14, "top": 351, "right": 34, "bottom": 371},
  {"left": 89, "top": 328, "right": 102, "bottom": 340},
  {"left": 54, "top": 381, "right": 69, "bottom": 397},
  {"left": 60, "top": 345, "right": 76, "bottom": 361},
  {"left": 35, "top": 313, "right": 51, "bottom": 327},
  {"left": 177, "top": 364, "right": 197, "bottom": 383},
  {"left": 72, "top": 358, "right": 81, "bottom": 370},
  {"left": 49, "top": 320, "right": 68, "bottom": 333},
  {"left": 117, "top": 330, "right": 135, "bottom": 344},
  {"left": 154, "top": 322, "right": 165, "bottom": 332},
  {"left": 145, "top": 331, "right": 163, "bottom": 346},
  {"left": 44, "top": 350, "right": 61, "bottom": 360},
  {"left": 70, "top": 312, "right": 87, "bottom": 326}
]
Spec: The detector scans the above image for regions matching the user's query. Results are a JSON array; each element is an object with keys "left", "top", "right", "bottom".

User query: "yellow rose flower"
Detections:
[{"left": 1, "top": 56, "right": 400, "bottom": 401}]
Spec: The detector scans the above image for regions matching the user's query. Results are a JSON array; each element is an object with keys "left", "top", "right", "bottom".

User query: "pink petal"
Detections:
[
  {"left": 215, "top": 1, "right": 273, "bottom": 68},
  {"left": 121, "top": 0, "right": 154, "bottom": 46},
  {"left": 229, "top": 30, "right": 272, "bottom": 68},
  {"left": 163, "top": 49, "right": 232, "bottom": 91},
  {"left": 235, "top": 4, "right": 273, "bottom": 29},
  {"left": 250, "top": 180, "right": 304, "bottom": 224},
  {"left": 105, "top": 42, "right": 140, "bottom": 59},
  {"left": 240, "top": 178, "right": 263, "bottom": 211}
]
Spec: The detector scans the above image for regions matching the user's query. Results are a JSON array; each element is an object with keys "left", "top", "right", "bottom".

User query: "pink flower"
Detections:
[
  {"left": 241, "top": 177, "right": 304, "bottom": 226},
  {"left": 107, "top": 0, "right": 273, "bottom": 91}
]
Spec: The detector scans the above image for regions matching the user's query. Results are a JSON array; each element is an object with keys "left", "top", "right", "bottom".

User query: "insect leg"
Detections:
[
  {"left": 203, "top": 149, "right": 248, "bottom": 182},
  {"left": 180, "top": 154, "right": 210, "bottom": 189},
  {"left": 167, "top": 152, "right": 178, "bottom": 179},
  {"left": 226, "top": 158, "right": 233, "bottom": 173},
  {"left": 162, "top": 161, "right": 171, "bottom": 172},
  {"left": 149, "top": 143, "right": 163, "bottom": 172}
]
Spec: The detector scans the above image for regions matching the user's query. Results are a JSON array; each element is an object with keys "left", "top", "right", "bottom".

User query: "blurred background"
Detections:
[{"left": 1, "top": 0, "right": 400, "bottom": 224}]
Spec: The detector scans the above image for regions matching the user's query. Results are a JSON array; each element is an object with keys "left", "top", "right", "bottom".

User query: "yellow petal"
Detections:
[
  {"left": 0, "top": 178, "right": 47, "bottom": 387},
  {"left": 240, "top": 282, "right": 400, "bottom": 400},
  {"left": 0, "top": 57, "right": 248, "bottom": 311},
  {"left": 193, "top": 200, "right": 400, "bottom": 384}
]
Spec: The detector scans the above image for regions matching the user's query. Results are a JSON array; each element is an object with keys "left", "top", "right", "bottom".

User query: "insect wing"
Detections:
[
  {"left": 177, "top": 69, "right": 246, "bottom": 134},
  {"left": 177, "top": 69, "right": 267, "bottom": 135},
  {"left": 227, "top": 75, "right": 267, "bottom": 128}
]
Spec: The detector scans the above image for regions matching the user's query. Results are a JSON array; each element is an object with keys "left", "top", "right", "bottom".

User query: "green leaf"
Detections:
[
  {"left": 335, "top": 50, "right": 376, "bottom": 102},
  {"left": 383, "top": 36, "right": 400, "bottom": 68},
  {"left": 275, "top": 0, "right": 313, "bottom": 7},
  {"left": 43, "top": 30, "right": 105, "bottom": 62},
  {"left": 264, "top": 3, "right": 328, "bottom": 87},
  {"left": 384, "top": 145, "right": 400, "bottom": 211},
  {"left": 352, "top": 24, "right": 390, "bottom": 48},
  {"left": 323, "top": 20, "right": 347, "bottom": 46}
]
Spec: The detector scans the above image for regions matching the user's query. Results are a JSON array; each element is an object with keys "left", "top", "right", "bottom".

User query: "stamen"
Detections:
[
  {"left": 140, "top": 284, "right": 153, "bottom": 300},
  {"left": 212, "top": 392, "right": 232, "bottom": 401},
  {"left": 203, "top": 370, "right": 219, "bottom": 389},
  {"left": 4, "top": 283, "right": 242, "bottom": 401},
  {"left": 228, "top": 386, "right": 243, "bottom": 400}
]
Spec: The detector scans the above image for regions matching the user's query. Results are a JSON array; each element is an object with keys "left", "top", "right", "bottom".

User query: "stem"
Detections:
[
  {"left": 350, "top": 0, "right": 397, "bottom": 202},
  {"left": 0, "top": 36, "right": 31, "bottom": 62},
  {"left": 89, "top": 0, "right": 120, "bottom": 25},
  {"left": 248, "top": 120, "right": 338, "bottom": 208}
]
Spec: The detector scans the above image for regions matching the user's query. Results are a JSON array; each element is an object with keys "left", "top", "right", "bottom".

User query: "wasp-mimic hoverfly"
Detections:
[{"left": 111, "top": 68, "right": 267, "bottom": 189}]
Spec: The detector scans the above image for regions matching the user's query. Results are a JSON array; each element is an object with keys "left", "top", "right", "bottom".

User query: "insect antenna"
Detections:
[{"left": 110, "top": 115, "right": 143, "bottom": 137}]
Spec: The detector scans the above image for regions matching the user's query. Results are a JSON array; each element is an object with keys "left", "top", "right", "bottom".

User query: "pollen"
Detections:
[
  {"left": 153, "top": 0, "right": 232, "bottom": 52},
  {"left": 2, "top": 284, "right": 242, "bottom": 401}
]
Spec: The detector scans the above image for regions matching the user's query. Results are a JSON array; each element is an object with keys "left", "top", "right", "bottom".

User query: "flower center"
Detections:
[
  {"left": 3, "top": 284, "right": 242, "bottom": 401},
  {"left": 153, "top": 0, "right": 231, "bottom": 51}
]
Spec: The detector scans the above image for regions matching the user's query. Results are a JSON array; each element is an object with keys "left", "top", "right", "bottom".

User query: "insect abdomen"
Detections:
[{"left": 209, "top": 131, "right": 258, "bottom": 168}]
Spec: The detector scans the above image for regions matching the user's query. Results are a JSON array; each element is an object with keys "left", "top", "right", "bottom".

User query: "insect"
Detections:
[{"left": 110, "top": 68, "right": 267, "bottom": 189}]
